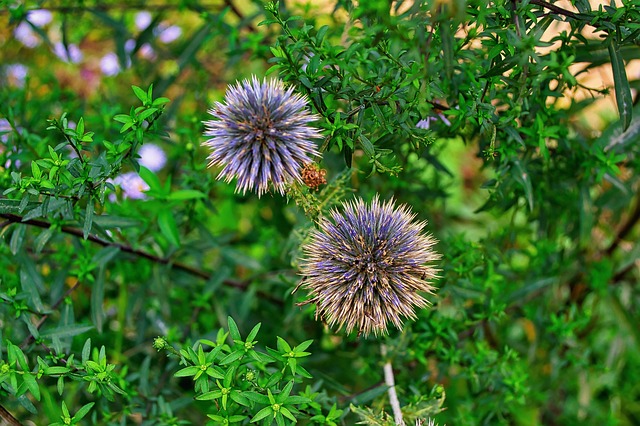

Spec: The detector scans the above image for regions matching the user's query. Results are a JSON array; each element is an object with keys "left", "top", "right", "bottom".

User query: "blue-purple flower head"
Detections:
[
  {"left": 203, "top": 76, "right": 321, "bottom": 197},
  {"left": 298, "top": 196, "right": 440, "bottom": 337}
]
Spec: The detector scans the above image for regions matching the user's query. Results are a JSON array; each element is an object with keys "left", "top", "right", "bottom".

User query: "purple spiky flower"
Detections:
[
  {"left": 298, "top": 196, "right": 440, "bottom": 337},
  {"left": 203, "top": 76, "right": 321, "bottom": 197}
]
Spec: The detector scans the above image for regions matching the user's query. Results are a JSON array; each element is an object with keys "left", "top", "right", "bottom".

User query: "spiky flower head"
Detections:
[
  {"left": 298, "top": 196, "right": 440, "bottom": 337},
  {"left": 203, "top": 76, "right": 321, "bottom": 197}
]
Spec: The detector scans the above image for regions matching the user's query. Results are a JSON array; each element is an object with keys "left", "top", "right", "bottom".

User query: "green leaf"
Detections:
[
  {"left": 34, "top": 227, "right": 54, "bottom": 254},
  {"left": 22, "top": 372, "right": 40, "bottom": 400},
  {"left": 31, "top": 161, "right": 41, "bottom": 179},
  {"left": 76, "top": 117, "right": 85, "bottom": 136},
  {"left": 230, "top": 391, "right": 252, "bottom": 407},
  {"left": 250, "top": 406, "right": 274, "bottom": 423},
  {"left": 138, "top": 108, "right": 158, "bottom": 121},
  {"left": 315, "top": 25, "right": 329, "bottom": 45},
  {"left": 132, "top": 85, "right": 149, "bottom": 104},
  {"left": 81, "top": 339, "right": 91, "bottom": 364},
  {"left": 61, "top": 401, "right": 71, "bottom": 418},
  {"left": 44, "top": 366, "right": 71, "bottom": 375},
  {"left": 196, "top": 390, "right": 222, "bottom": 400},
  {"left": 138, "top": 166, "right": 161, "bottom": 193},
  {"left": 228, "top": 316, "right": 242, "bottom": 341},
  {"left": 205, "top": 366, "right": 225, "bottom": 380},
  {"left": 19, "top": 261, "right": 44, "bottom": 312},
  {"left": 276, "top": 337, "right": 292, "bottom": 353},
  {"left": 92, "top": 266, "right": 106, "bottom": 333},
  {"left": 608, "top": 37, "right": 633, "bottom": 131},
  {"left": 92, "top": 215, "right": 142, "bottom": 229},
  {"left": 279, "top": 406, "right": 297, "bottom": 422},
  {"left": 113, "top": 114, "right": 132, "bottom": 124},
  {"left": 511, "top": 159, "right": 533, "bottom": 211},
  {"left": 167, "top": 190, "right": 207, "bottom": 201},
  {"left": 283, "top": 395, "right": 310, "bottom": 405},
  {"left": 244, "top": 391, "right": 271, "bottom": 404},
  {"left": 359, "top": 134, "right": 376, "bottom": 158},
  {"left": 91, "top": 246, "right": 121, "bottom": 267},
  {"left": 264, "top": 371, "right": 283, "bottom": 388},
  {"left": 294, "top": 340, "right": 313, "bottom": 353},
  {"left": 279, "top": 381, "right": 294, "bottom": 401},
  {"left": 57, "top": 376, "right": 64, "bottom": 395},
  {"left": 158, "top": 209, "right": 181, "bottom": 247},
  {"left": 74, "top": 402, "right": 95, "bottom": 421},
  {"left": 0, "top": 198, "right": 24, "bottom": 214},
  {"left": 350, "top": 384, "right": 389, "bottom": 405},
  {"left": 152, "top": 97, "right": 170, "bottom": 106},
  {"left": 294, "top": 365, "right": 312, "bottom": 379},
  {"left": 246, "top": 323, "right": 261, "bottom": 342},
  {"left": 219, "top": 350, "right": 244, "bottom": 365},
  {"left": 39, "top": 324, "right": 94, "bottom": 339},
  {"left": 83, "top": 201, "right": 94, "bottom": 240},
  {"left": 174, "top": 366, "right": 200, "bottom": 377},
  {"left": 10, "top": 224, "right": 26, "bottom": 255}
]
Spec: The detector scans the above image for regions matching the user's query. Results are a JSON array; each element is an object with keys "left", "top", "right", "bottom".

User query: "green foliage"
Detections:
[
  {"left": 1, "top": 0, "right": 640, "bottom": 425},
  {"left": 156, "top": 317, "right": 313, "bottom": 425}
]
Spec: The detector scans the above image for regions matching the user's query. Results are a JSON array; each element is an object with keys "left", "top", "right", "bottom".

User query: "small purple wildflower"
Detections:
[
  {"left": 53, "top": 42, "right": 83, "bottom": 63},
  {"left": 203, "top": 76, "right": 321, "bottom": 197},
  {"left": 298, "top": 196, "right": 440, "bottom": 337},
  {"left": 6, "top": 64, "right": 28, "bottom": 88},
  {"left": 125, "top": 39, "right": 136, "bottom": 54},
  {"left": 416, "top": 118, "right": 433, "bottom": 130},
  {"left": 138, "top": 43, "right": 156, "bottom": 60},
  {"left": 0, "top": 119, "right": 23, "bottom": 168},
  {"left": 112, "top": 172, "right": 149, "bottom": 200},
  {"left": 157, "top": 25, "right": 182, "bottom": 44},
  {"left": 135, "top": 11, "right": 152, "bottom": 30},
  {"left": 14, "top": 22, "right": 40, "bottom": 48},
  {"left": 138, "top": 144, "right": 167, "bottom": 172},
  {"left": 100, "top": 53, "right": 121, "bottom": 76},
  {"left": 27, "top": 9, "right": 52, "bottom": 27}
]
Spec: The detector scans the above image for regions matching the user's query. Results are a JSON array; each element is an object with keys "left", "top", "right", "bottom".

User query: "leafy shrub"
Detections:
[{"left": 1, "top": 0, "right": 639, "bottom": 425}]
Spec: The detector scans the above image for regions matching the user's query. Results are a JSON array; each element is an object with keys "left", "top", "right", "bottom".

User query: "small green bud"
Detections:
[{"left": 153, "top": 337, "right": 167, "bottom": 351}]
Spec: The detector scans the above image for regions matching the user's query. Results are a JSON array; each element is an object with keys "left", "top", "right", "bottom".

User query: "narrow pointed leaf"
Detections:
[{"left": 608, "top": 37, "right": 633, "bottom": 131}]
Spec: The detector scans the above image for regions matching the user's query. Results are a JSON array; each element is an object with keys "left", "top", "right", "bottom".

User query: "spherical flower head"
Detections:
[
  {"left": 203, "top": 76, "right": 321, "bottom": 197},
  {"left": 298, "top": 196, "right": 440, "bottom": 337}
]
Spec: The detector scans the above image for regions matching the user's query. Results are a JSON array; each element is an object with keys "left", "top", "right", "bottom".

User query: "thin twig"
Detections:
[
  {"left": 606, "top": 190, "right": 640, "bottom": 256},
  {"left": 0, "top": 404, "right": 22, "bottom": 426},
  {"left": 0, "top": 213, "right": 283, "bottom": 306},
  {"left": 528, "top": 0, "right": 591, "bottom": 23},
  {"left": 381, "top": 344, "right": 405, "bottom": 426}
]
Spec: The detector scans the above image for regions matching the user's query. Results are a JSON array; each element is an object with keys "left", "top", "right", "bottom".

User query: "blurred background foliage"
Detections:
[{"left": 1, "top": 0, "right": 640, "bottom": 424}]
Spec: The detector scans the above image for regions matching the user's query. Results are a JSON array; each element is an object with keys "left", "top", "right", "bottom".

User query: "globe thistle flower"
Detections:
[
  {"left": 203, "top": 76, "right": 321, "bottom": 197},
  {"left": 298, "top": 196, "right": 440, "bottom": 337}
]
